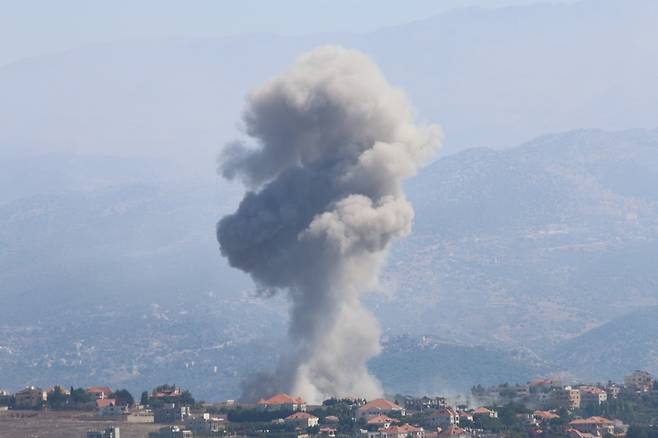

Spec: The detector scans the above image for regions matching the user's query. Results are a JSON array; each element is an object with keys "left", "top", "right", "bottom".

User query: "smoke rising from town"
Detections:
[{"left": 217, "top": 46, "right": 441, "bottom": 402}]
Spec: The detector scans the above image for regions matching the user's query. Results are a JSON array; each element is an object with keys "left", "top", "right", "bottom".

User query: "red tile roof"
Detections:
[
  {"left": 579, "top": 386, "right": 606, "bottom": 395},
  {"left": 96, "top": 398, "right": 117, "bottom": 408},
  {"left": 438, "top": 425, "right": 468, "bottom": 436},
  {"left": 533, "top": 410, "right": 560, "bottom": 420},
  {"left": 367, "top": 415, "right": 400, "bottom": 425},
  {"left": 567, "top": 429, "right": 599, "bottom": 438},
  {"left": 570, "top": 416, "right": 613, "bottom": 425},
  {"left": 380, "top": 424, "right": 422, "bottom": 434},
  {"left": 87, "top": 386, "right": 112, "bottom": 395},
  {"left": 257, "top": 393, "right": 305, "bottom": 405},
  {"left": 358, "top": 399, "right": 403, "bottom": 412},
  {"left": 430, "top": 407, "right": 458, "bottom": 417}
]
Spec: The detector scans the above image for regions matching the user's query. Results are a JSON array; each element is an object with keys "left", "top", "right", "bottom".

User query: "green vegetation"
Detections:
[
  {"left": 147, "top": 384, "right": 195, "bottom": 407},
  {"left": 110, "top": 389, "right": 134, "bottom": 407}
]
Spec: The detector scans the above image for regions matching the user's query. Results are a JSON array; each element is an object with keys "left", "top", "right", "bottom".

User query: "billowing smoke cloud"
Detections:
[{"left": 217, "top": 46, "right": 441, "bottom": 402}]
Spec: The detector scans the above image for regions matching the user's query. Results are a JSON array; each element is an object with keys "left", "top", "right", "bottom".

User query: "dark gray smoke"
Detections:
[{"left": 217, "top": 46, "right": 441, "bottom": 402}]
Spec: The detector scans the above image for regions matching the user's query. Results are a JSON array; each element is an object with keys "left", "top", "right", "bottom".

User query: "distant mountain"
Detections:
[
  {"left": 370, "top": 335, "right": 548, "bottom": 396},
  {"left": 1, "top": 128, "right": 658, "bottom": 397},
  {"left": 1, "top": 0, "right": 657, "bottom": 170},
  {"left": 378, "top": 128, "right": 658, "bottom": 348},
  {"left": 548, "top": 306, "right": 658, "bottom": 382}
]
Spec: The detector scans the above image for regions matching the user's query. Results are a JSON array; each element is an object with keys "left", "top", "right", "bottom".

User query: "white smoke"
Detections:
[{"left": 217, "top": 46, "right": 441, "bottom": 402}]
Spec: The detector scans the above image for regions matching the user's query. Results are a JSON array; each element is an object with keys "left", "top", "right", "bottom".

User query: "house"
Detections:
[
  {"left": 473, "top": 407, "right": 498, "bottom": 419},
  {"left": 438, "top": 425, "right": 471, "bottom": 437},
  {"left": 532, "top": 410, "right": 560, "bottom": 423},
  {"left": 372, "top": 424, "right": 424, "bottom": 438},
  {"left": 152, "top": 386, "right": 184, "bottom": 399},
  {"left": 566, "top": 429, "right": 598, "bottom": 438},
  {"left": 569, "top": 417, "right": 615, "bottom": 436},
  {"left": 426, "top": 408, "right": 460, "bottom": 429},
  {"left": 257, "top": 393, "right": 306, "bottom": 412},
  {"left": 551, "top": 387, "right": 581, "bottom": 410},
  {"left": 87, "top": 387, "right": 113, "bottom": 400},
  {"left": 402, "top": 396, "right": 447, "bottom": 412},
  {"left": 457, "top": 411, "right": 473, "bottom": 423},
  {"left": 87, "top": 427, "right": 120, "bottom": 438},
  {"left": 324, "top": 415, "right": 340, "bottom": 423},
  {"left": 578, "top": 387, "right": 607, "bottom": 407},
  {"left": 96, "top": 398, "right": 126, "bottom": 417},
  {"left": 285, "top": 412, "right": 320, "bottom": 428},
  {"left": 148, "top": 426, "right": 192, "bottom": 438},
  {"left": 357, "top": 399, "right": 405, "bottom": 418},
  {"left": 624, "top": 370, "right": 655, "bottom": 392},
  {"left": 15, "top": 386, "right": 47, "bottom": 408},
  {"left": 153, "top": 404, "right": 191, "bottom": 423},
  {"left": 367, "top": 415, "right": 401, "bottom": 429},
  {"left": 126, "top": 410, "right": 155, "bottom": 423},
  {"left": 606, "top": 383, "right": 621, "bottom": 400},
  {"left": 185, "top": 413, "right": 226, "bottom": 434}
]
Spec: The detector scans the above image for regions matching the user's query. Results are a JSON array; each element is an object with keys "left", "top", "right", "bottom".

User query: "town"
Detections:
[{"left": 1, "top": 370, "right": 658, "bottom": 438}]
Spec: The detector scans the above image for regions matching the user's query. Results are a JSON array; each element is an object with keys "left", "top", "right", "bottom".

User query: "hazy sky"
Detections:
[{"left": 0, "top": 0, "right": 578, "bottom": 67}]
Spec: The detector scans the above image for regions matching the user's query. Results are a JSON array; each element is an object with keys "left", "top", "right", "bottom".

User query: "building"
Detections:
[
  {"left": 357, "top": 399, "right": 405, "bottom": 418},
  {"left": 578, "top": 387, "right": 607, "bottom": 407},
  {"left": 426, "top": 407, "right": 460, "bottom": 429},
  {"left": 438, "top": 425, "right": 471, "bottom": 437},
  {"left": 152, "top": 386, "right": 184, "bottom": 400},
  {"left": 606, "top": 382, "right": 622, "bottom": 400},
  {"left": 457, "top": 411, "right": 473, "bottom": 423},
  {"left": 15, "top": 386, "right": 47, "bottom": 409},
  {"left": 552, "top": 387, "right": 581, "bottom": 410},
  {"left": 96, "top": 399, "right": 127, "bottom": 417},
  {"left": 185, "top": 413, "right": 226, "bottom": 433},
  {"left": 87, "top": 387, "right": 113, "bottom": 400},
  {"left": 285, "top": 412, "right": 320, "bottom": 428},
  {"left": 127, "top": 410, "right": 155, "bottom": 423},
  {"left": 566, "top": 430, "right": 598, "bottom": 438},
  {"left": 624, "top": 370, "right": 655, "bottom": 392},
  {"left": 87, "top": 427, "right": 120, "bottom": 438},
  {"left": 367, "top": 415, "right": 400, "bottom": 429},
  {"left": 473, "top": 407, "right": 498, "bottom": 419},
  {"left": 154, "top": 404, "right": 191, "bottom": 423},
  {"left": 370, "top": 424, "right": 424, "bottom": 438},
  {"left": 257, "top": 393, "right": 306, "bottom": 412},
  {"left": 532, "top": 410, "right": 560, "bottom": 423},
  {"left": 402, "top": 396, "right": 447, "bottom": 412},
  {"left": 148, "top": 426, "right": 192, "bottom": 438},
  {"left": 569, "top": 417, "right": 615, "bottom": 436}
]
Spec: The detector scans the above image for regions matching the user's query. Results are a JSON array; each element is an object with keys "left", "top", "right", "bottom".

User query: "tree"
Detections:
[
  {"left": 140, "top": 391, "right": 149, "bottom": 406},
  {"left": 110, "top": 389, "right": 134, "bottom": 407},
  {"left": 474, "top": 415, "right": 505, "bottom": 432},
  {"left": 70, "top": 387, "right": 92, "bottom": 404},
  {"left": 47, "top": 386, "right": 69, "bottom": 409}
]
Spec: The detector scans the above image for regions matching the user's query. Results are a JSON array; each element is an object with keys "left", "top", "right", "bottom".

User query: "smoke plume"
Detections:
[{"left": 217, "top": 46, "right": 441, "bottom": 402}]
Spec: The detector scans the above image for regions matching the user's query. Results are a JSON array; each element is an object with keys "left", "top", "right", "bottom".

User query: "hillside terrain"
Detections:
[{"left": 2, "top": 128, "right": 658, "bottom": 399}]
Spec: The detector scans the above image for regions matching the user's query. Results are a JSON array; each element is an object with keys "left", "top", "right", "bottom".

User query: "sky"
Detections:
[{"left": 0, "top": 0, "right": 579, "bottom": 67}]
